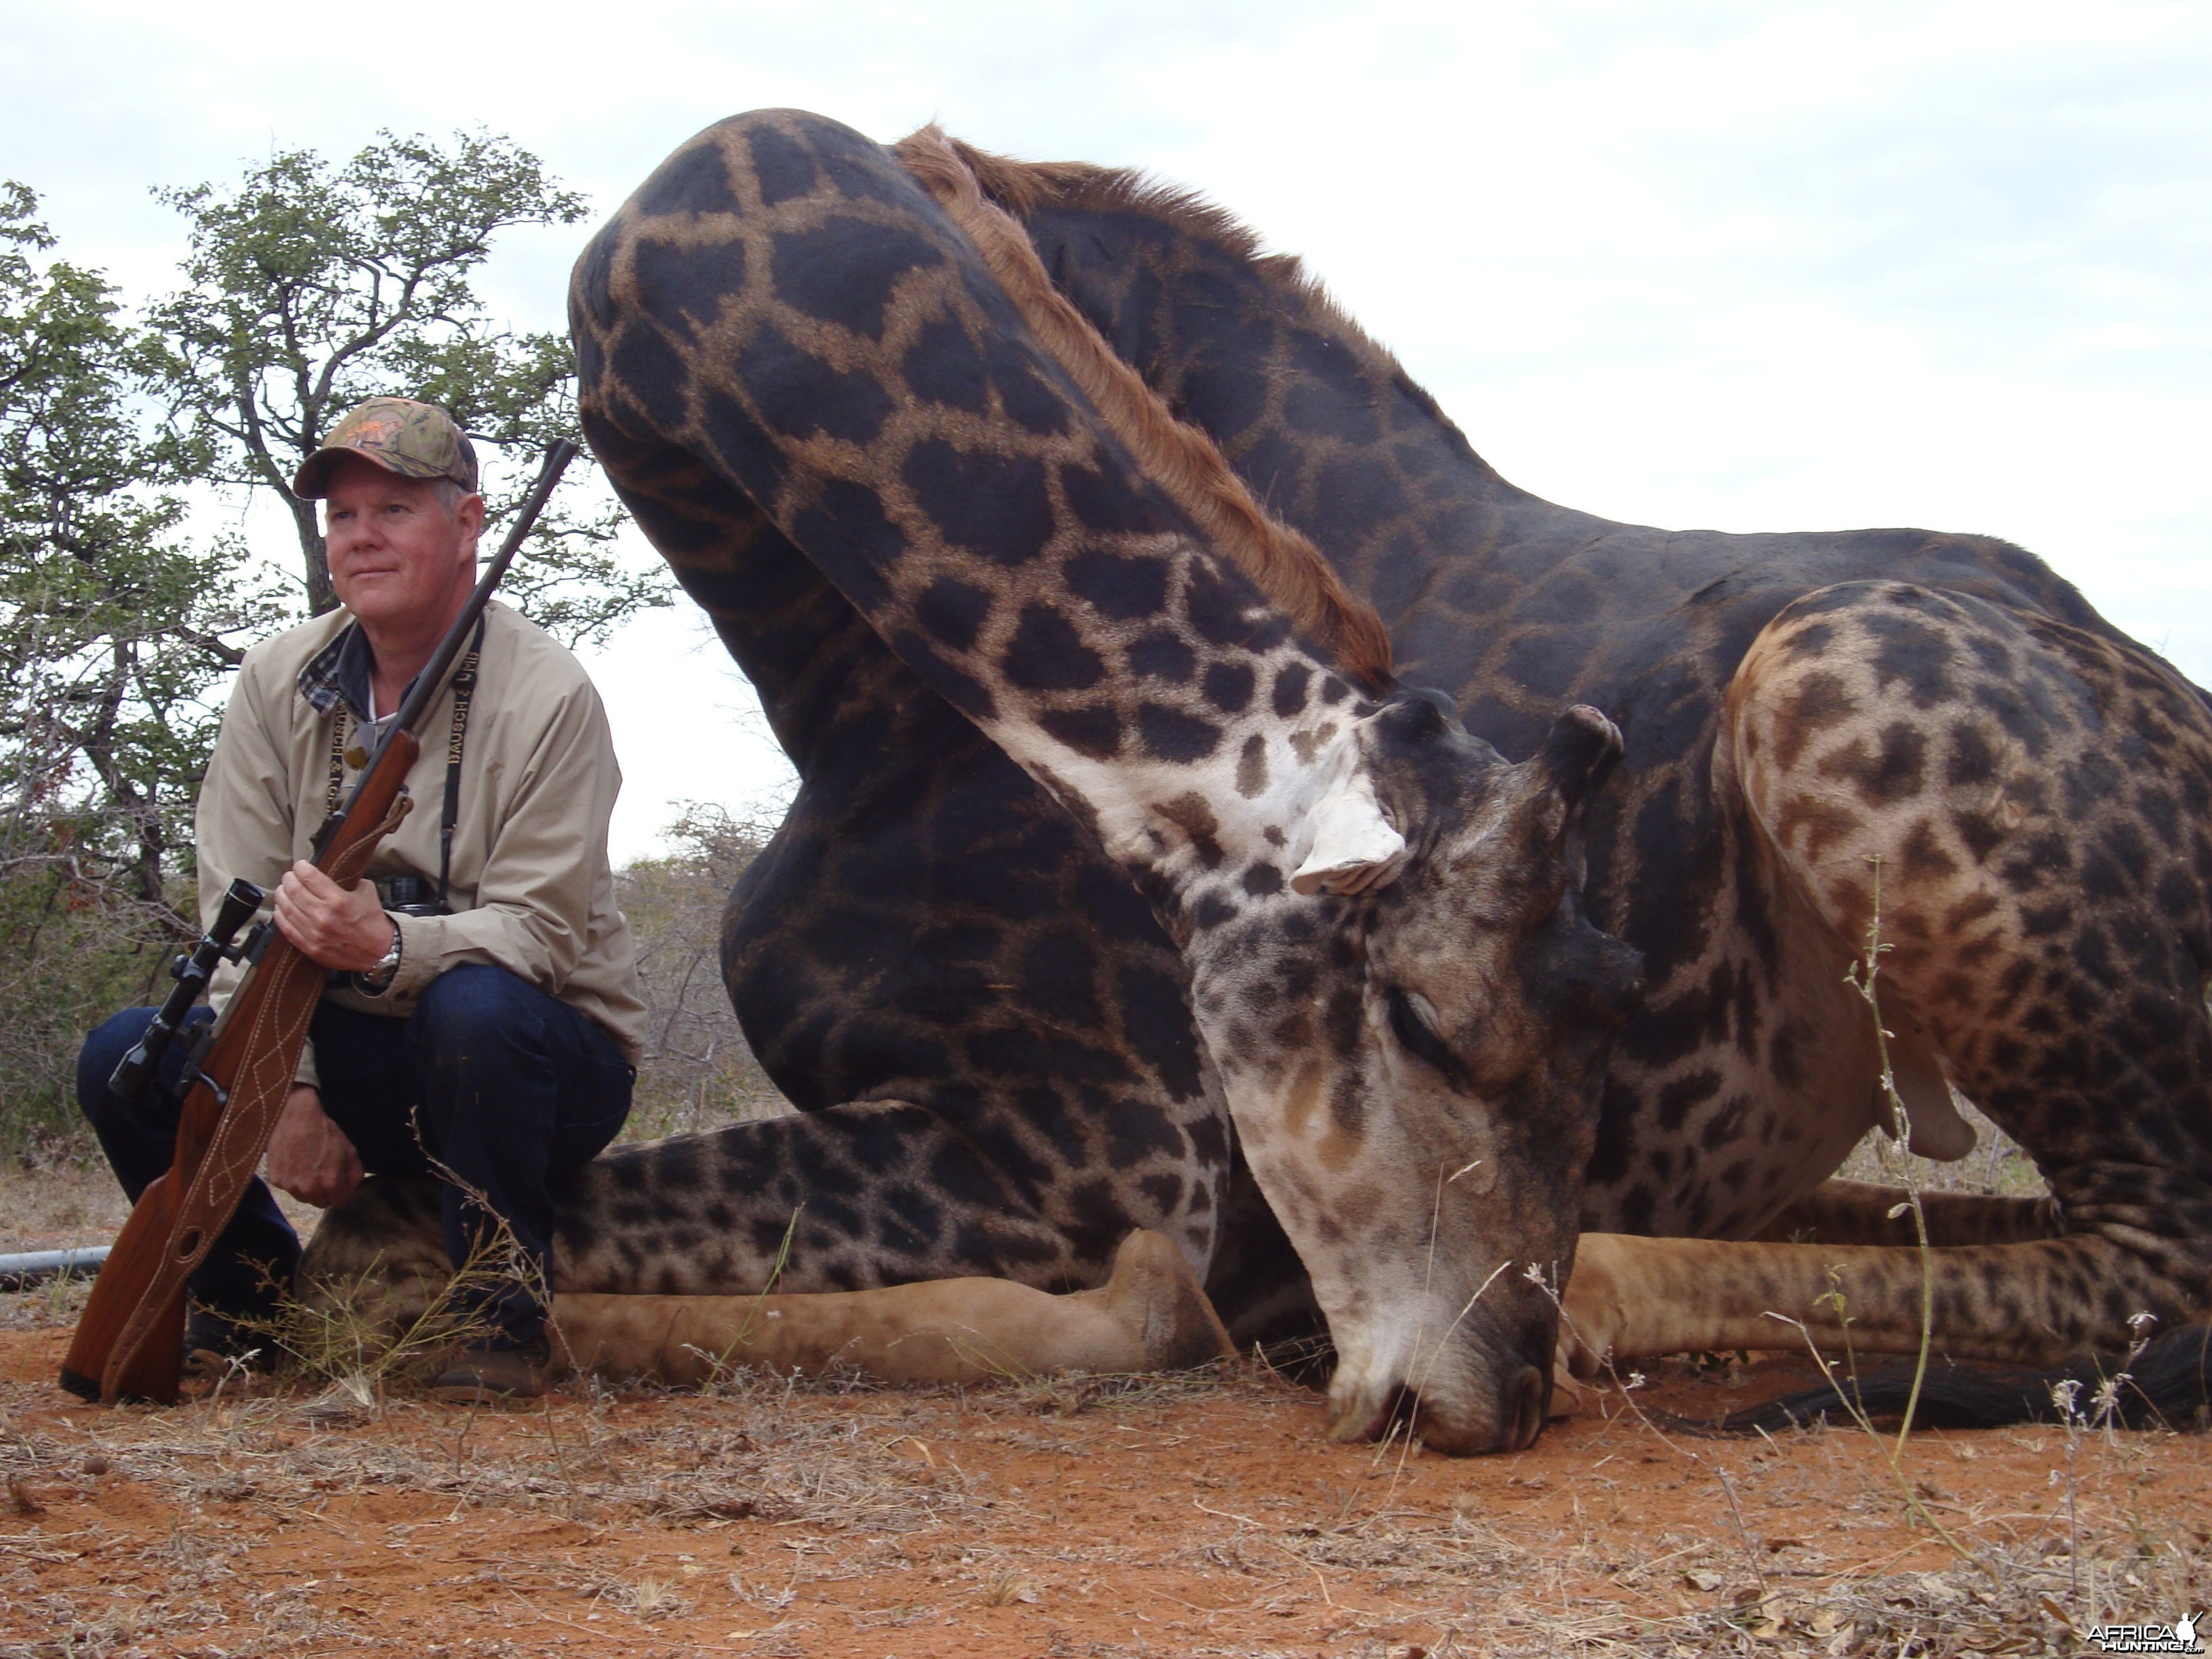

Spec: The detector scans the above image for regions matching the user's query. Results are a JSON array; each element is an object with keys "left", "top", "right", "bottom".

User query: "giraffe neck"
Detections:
[
  {"left": 988, "top": 639, "right": 1381, "bottom": 928},
  {"left": 964, "top": 151, "right": 1541, "bottom": 634},
  {"left": 874, "top": 131, "right": 1404, "bottom": 927},
  {"left": 583, "top": 113, "right": 1408, "bottom": 928}
]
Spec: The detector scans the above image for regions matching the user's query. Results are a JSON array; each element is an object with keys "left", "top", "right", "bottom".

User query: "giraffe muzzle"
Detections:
[{"left": 1324, "top": 1291, "right": 1562, "bottom": 1455}]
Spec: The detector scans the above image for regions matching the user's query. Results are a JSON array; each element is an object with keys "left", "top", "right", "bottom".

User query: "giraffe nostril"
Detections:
[{"left": 1502, "top": 1364, "right": 1548, "bottom": 1453}]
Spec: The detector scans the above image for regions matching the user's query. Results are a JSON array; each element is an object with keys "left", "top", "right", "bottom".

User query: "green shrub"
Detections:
[{"left": 0, "top": 868, "right": 178, "bottom": 1161}]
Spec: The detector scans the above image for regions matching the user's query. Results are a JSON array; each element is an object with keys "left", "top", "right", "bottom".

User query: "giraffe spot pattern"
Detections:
[
  {"left": 770, "top": 216, "right": 941, "bottom": 339},
  {"left": 1235, "top": 733, "right": 1269, "bottom": 799},
  {"left": 903, "top": 441, "right": 1054, "bottom": 566},
  {"left": 518, "top": 106, "right": 2212, "bottom": 1385},
  {"left": 1139, "top": 703, "right": 1223, "bottom": 763}
]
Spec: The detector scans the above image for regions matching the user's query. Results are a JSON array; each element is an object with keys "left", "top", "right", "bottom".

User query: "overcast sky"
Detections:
[{"left": 6, "top": 0, "right": 2207, "bottom": 861}]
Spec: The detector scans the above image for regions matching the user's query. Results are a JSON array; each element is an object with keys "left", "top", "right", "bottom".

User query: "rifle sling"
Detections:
[
  {"left": 325, "top": 616, "right": 481, "bottom": 910},
  {"left": 100, "top": 790, "right": 413, "bottom": 1399}
]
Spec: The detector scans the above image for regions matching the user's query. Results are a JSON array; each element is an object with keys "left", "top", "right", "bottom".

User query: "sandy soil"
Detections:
[
  {"left": 7, "top": 1164, "right": 2209, "bottom": 1656},
  {"left": 4, "top": 1269, "right": 2209, "bottom": 1659}
]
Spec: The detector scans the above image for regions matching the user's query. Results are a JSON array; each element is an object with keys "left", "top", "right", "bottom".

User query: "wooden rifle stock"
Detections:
[
  {"left": 61, "top": 749, "right": 417, "bottom": 1401},
  {"left": 62, "top": 439, "right": 577, "bottom": 1404}
]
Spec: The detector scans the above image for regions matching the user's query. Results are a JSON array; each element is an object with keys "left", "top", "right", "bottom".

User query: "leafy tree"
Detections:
[
  {"left": 0, "top": 183, "right": 282, "bottom": 1147},
  {"left": 0, "top": 181, "right": 277, "bottom": 918},
  {"left": 144, "top": 129, "right": 667, "bottom": 640}
]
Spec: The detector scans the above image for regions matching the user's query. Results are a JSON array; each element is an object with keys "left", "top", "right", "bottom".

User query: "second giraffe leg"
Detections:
[{"left": 552, "top": 1228, "right": 1235, "bottom": 1385}]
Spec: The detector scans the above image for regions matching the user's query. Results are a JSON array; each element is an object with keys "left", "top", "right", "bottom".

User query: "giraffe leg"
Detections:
[
  {"left": 575, "top": 275, "right": 1240, "bottom": 1319},
  {"left": 1558, "top": 1230, "right": 2173, "bottom": 1373},
  {"left": 1754, "top": 1178, "right": 2062, "bottom": 1247},
  {"left": 550, "top": 1228, "right": 1234, "bottom": 1386},
  {"left": 295, "top": 1172, "right": 451, "bottom": 1330},
  {"left": 1568, "top": 581, "right": 2212, "bottom": 1372}
]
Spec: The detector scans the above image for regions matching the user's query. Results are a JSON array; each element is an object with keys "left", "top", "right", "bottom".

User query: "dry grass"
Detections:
[
  {"left": 5, "top": 1108, "right": 2204, "bottom": 1659},
  {"left": 3, "top": 1255, "right": 2207, "bottom": 1659},
  {"left": 0, "top": 1160, "right": 329, "bottom": 1254},
  {"left": 0, "top": 1162, "right": 135, "bottom": 1253},
  {"left": 0, "top": 944, "right": 2191, "bottom": 1659}
]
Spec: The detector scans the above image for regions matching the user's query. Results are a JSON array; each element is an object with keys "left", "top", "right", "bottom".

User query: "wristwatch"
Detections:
[{"left": 355, "top": 915, "right": 403, "bottom": 996}]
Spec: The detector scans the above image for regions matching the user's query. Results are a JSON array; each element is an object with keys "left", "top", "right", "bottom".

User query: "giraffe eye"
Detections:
[{"left": 1387, "top": 987, "right": 1464, "bottom": 1087}]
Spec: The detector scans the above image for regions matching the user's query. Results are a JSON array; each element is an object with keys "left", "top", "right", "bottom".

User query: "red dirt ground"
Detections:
[{"left": 4, "top": 1303, "right": 2209, "bottom": 1659}]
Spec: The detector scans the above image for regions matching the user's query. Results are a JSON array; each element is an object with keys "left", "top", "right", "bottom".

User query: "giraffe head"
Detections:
[{"left": 1195, "top": 694, "right": 1641, "bottom": 1454}]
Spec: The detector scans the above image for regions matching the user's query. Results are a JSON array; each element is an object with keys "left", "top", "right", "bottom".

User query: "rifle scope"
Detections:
[{"left": 108, "top": 878, "right": 266, "bottom": 1103}]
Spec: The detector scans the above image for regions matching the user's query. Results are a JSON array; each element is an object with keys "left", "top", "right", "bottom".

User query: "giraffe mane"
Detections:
[
  {"left": 894, "top": 126, "right": 1396, "bottom": 695},
  {"left": 935, "top": 136, "right": 1414, "bottom": 380}
]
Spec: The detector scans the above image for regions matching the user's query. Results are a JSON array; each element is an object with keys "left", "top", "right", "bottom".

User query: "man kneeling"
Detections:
[{"left": 77, "top": 398, "right": 647, "bottom": 1401}]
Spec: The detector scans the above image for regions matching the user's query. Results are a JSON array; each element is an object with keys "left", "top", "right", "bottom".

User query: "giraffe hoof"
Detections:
[
  {"left": 1099, "top": 1230, "right": 1237, "bottom": 1370},
  {"left": 1559, "top": 1233, "right": 1633, "bottom": 1380}
]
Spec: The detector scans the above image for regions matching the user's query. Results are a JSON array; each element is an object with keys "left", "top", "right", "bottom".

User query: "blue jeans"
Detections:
[{"left": 79, "top": 964, "right": 634, "bottom": 1345}]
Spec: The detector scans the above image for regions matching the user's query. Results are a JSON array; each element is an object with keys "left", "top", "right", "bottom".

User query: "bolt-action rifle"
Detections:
[{"left": 62, "top": 440, "right": 578, "bottom": 1404}]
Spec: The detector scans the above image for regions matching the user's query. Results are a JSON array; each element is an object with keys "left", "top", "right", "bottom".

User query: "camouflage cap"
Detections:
[{"left": 293, "top": 396, "right": 481, "bottom": 499}]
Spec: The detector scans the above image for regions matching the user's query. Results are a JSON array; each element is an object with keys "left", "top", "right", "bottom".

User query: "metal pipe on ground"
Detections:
[{"left": 0, "top": 1247, "right": 109, "bottom": 1292}]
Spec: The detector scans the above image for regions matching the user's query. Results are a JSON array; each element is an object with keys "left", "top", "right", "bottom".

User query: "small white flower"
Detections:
[
  {"left": 2049, "top": 1378, "right": 2083, "bottom": 1421},
  {"left": 2090, "top": 1377, "right": 2125, "bottom": 1423}
]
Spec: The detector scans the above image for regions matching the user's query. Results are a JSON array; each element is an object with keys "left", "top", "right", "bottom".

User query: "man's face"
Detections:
[{"left": 323, "top": 458, "right": 484, "bottom": 632}]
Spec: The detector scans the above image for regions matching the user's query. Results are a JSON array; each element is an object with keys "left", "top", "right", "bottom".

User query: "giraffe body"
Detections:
[{"left": 306, "top": 112, "right": 2212, "bottom": 1448}]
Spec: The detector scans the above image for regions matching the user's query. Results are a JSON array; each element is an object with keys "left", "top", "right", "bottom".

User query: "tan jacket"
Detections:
[{"left": 199, "top": 600, "right": 649, "bottom": 1087}]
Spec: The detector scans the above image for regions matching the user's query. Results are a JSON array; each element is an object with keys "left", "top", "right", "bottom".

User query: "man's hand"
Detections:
[
  {"left": 273, "top": 859, "right": 393, "bottom": 972},
  {"left": 265, "top": 1086, "right": 363, "bottom": 1209}
]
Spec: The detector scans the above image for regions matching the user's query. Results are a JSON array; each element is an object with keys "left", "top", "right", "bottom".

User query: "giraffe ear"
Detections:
[{"left": 1290, "top": 775, "right": 1407, "bottom": 897}]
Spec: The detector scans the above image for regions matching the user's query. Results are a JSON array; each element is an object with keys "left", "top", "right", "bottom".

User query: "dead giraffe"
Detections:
[
  {"left": 311, "top": 109, "right": 2212, "bottom": 1444},
  {"left": 309, "top": 110, "right": 1638, "bottom": 1454}
]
